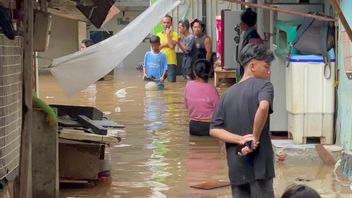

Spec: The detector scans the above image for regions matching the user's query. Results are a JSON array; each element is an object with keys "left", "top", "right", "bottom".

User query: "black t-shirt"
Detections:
[{"left": 210, "top": 78, "right": 275, "bottom": 186}]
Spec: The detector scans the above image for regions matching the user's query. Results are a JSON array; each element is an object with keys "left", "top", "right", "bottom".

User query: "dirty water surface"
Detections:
[{"left": 39, "top": 67, "right": 351, "bottom": 198}]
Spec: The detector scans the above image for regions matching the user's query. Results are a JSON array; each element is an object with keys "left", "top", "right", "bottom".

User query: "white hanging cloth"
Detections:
[{"left": 50, "top": 0, "right": 180, "bottom": 96}]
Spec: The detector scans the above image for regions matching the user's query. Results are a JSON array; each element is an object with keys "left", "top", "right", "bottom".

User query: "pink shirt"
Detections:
[{"left": 184, "top": 81, "right": 220, "bottom": 121}]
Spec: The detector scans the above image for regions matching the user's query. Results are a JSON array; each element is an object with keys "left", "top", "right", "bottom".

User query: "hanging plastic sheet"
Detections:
[{"left": 50, "top": 0, "right": 180, "bottom": 96}]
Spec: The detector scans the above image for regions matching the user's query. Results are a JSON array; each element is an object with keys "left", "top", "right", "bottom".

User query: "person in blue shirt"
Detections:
[{"left": 143, "top": 35, "right": 167, "bottom": 90}]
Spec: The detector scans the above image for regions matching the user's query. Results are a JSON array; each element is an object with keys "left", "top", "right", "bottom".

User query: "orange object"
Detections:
[
  {"left": 278, "top": 154, "right": 286, "bottom": 161},
  {"left": 190, "top": 180, "right": 230, "bottom": 190}
]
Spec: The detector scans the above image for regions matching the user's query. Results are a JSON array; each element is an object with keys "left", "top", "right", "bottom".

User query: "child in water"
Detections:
[{"left": 143, "top": 35, "right": 167, "bottom": 90}]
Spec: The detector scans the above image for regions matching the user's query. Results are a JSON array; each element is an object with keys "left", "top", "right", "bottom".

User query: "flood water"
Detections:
[{"left": 39, "top": 67, "right": 351, "bottom": 198}]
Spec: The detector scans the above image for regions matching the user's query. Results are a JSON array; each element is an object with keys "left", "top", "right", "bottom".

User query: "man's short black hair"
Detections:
[
  {"left": 241, "top": 8, "right": 257, "bottom": 27},
  {"left": 178, "top": 19, "right": 190, "bottom": 30},
  {"left": 238, "top": 43, "right": 274, "bottom": 68},
  {"left": 149, "top": 35, "right": 160, "bottom": 44},
  {"left": 282, "top": 184, "right": 321, "bottom": 198},
  {"left": 190, "top": 19, "right": 206, "bottom": 33},
  {"left": 164, "top": 14, "right": 173, "bottom": 22}
]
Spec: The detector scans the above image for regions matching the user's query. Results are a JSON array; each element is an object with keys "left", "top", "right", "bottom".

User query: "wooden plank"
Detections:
[
  {"left": 331, "top": 0, "right": 352, "bottom": 42},
  {"left": 59, "top": 179, "right": 89, "bottom": 184},
  {"left": 190, "top": 180, "right": 230, "bottom": 190},
  {"left": 50, "top": 104, "right": 103, "bottom": 120},
  {"left": 77, "top": 115, "right": 107, "bottom": 135},
  {"left": 59, "top": 128, "right": 122, "bottom": 145},
  {"left": 91, "top": 120, "right": 125, "bottom": 128},
  {"left": 19, "top": 111, "right": 32, "bottom": 198},
  {"left": 315, "top": 144, "right": 336, "bottom": 166},
  {"left": 19, "top": 0, "right": 33, "bottom": 197}
]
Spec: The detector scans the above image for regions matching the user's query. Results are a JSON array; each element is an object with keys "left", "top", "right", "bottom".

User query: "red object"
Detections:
[
  {"left": 278, "top": 154, "right": 286, "bottom": 161},
  {"left": 220, "top": 10, "right": 229, "bottom": 67},
  {"left": 216, "top": 17, "right": 223, "bottom": 65}
]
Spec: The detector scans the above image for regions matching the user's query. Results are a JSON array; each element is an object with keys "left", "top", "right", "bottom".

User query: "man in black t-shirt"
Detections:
[{"left": 210, "top": 44, "right": 275, "bottom": 198}]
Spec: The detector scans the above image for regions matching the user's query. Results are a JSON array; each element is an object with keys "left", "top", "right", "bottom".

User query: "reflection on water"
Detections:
[
  {"left": 144, "top": 91, "right": 167, "bottom": 132},
  {"left": 144, "top": 90, "right": 171, "bottom": 198},
  {"left": 39, "top": 67, "right": 350, "bottom": 198}
]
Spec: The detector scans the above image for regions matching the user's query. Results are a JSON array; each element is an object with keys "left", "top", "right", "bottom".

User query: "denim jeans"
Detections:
[
  {"left": 182, "top": 55, "right": 193, "bottom": 78},
  {"left": 167, "top": 64, "right": 177, "bottom": 82}
]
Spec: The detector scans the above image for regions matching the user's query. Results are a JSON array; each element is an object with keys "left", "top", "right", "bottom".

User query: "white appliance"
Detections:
[
  {"left": 286, "top": 51, "right": 335, "bottom": 144},
  {"left": 222, "top": 10, "right": 242, "bottom": 70}
]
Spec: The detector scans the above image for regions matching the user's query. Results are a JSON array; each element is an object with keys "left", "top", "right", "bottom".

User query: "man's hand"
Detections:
[
  {"left": 239, "top": 134, "right": 254, "bottom": 145},
  {"left": 237, "top": 134, "right": 260, "bottom": 157},
  {"left": 159, "top": 76, "right": 165, "bottom": 82},
  {"left": 165, "top": 27, "right": 171, "bottom": 35},
  {"left": 252, "top": 138, "right": 260, "bottom": 150},
  {"left": 238, "top": 146, "right": 252, "bottom": 157}
]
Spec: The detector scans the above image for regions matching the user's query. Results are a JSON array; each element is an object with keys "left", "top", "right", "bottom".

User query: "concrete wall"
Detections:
[
  {"left": 38, "top": 15, "right": 78, "bottom": 69},
  {"left": 336, "top": 0, "right": 352, "bottom": 151},
  {"left": 32, "top": 109, "right": 58, "bottom": 198}
]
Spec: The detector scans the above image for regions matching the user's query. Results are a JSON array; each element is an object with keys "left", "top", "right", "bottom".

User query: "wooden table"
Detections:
[{"left": 214, "top": 67, "right": 236, "bottom": 87}]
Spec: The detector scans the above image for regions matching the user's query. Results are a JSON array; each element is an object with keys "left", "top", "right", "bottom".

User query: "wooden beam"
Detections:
[
  {"left": 20, "top": 0, "right": 33, "bottom": 197},
  {"left": 330, "top": 0, "right": 352, "bottom": 42},
  {"left": 225, "top": 0, "right": 336, "bottom": 22},
  {"left": 315, "top": 144, "right": 336, "bottom": 166},
  {"left": 59, "top": 128, "right": 122, "bottom": 145}
]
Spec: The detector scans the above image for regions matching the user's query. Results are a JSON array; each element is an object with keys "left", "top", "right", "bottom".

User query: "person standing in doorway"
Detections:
[
  {"left": 240, "top": 8, "right": 263, "bottom": 48},
  {"left": 238, "top": 8, "right": 264, "bottom": 78},
  {"left": 157, "top": 15, "right": 180, "bottom": 83},
  {"left": 178, "top": 19, "right": 194, "bottom": 80},
  {"left": 190, "top": 19, "right": 213, "bottom": 63},
  {"left": 210, "top": 44, "right": 275, "bottom": 198}
]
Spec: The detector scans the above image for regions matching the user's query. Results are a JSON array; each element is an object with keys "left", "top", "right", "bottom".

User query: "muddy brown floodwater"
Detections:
[{"left": 39, "top": 67, "right": 351, "bottom": 198}]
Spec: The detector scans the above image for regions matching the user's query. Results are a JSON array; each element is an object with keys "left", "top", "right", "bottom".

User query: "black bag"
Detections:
[
  {"left": 291, "top": 13, "right": 335, "bottom": 79},
  {"left": 293, "top": 13, "right": 335, "bottom": 56}
]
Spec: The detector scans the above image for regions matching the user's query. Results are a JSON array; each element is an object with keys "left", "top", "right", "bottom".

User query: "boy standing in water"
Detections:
[{"left": 143, "top": 35, "right": 168, "bottom": 90}]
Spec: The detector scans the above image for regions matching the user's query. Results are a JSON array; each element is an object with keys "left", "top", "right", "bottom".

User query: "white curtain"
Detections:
[{"left": 50, "top": 0, "right": 180, "bottom": 96}]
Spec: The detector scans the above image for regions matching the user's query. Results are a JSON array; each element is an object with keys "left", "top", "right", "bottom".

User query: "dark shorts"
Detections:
[
  {"left": 231, "top": 179, "right": 274, "bottom": 198},
  {"left": 189, "top": 120, "right": 210, "bottom": 136}
]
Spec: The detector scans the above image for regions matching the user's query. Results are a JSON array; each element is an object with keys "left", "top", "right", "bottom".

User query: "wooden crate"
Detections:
[
  {"left": 59, "top": 139, "right": 106, "bottom": 181},
  {"left": 214, "top": 67, "right": 236, "bottom": 87}
]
